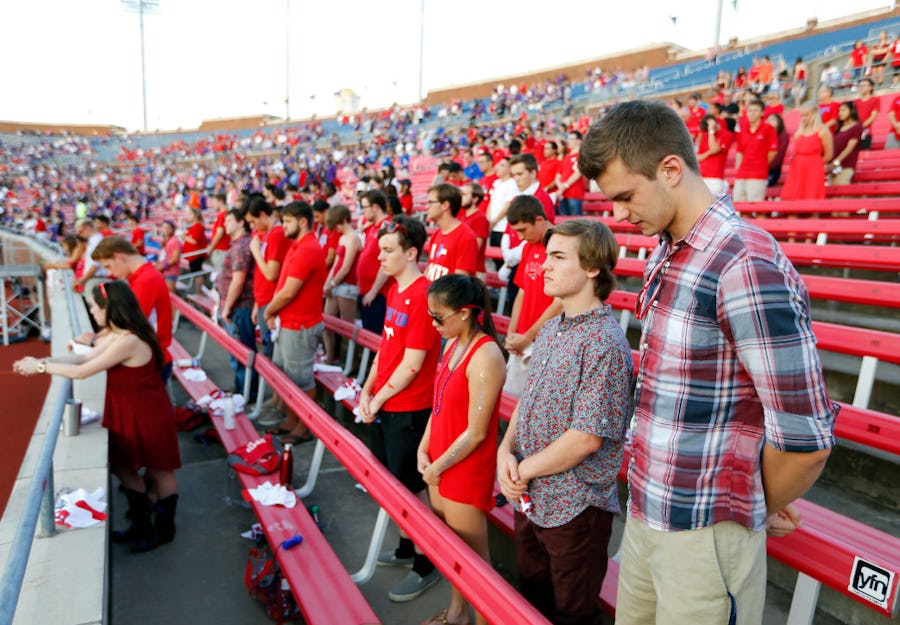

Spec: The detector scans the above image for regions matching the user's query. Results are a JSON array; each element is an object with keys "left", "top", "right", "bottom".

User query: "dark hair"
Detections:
[
  {"left": 212, "top": 192, "right": 227, "bottom": 205},
  {"left": 91, "top": 281, "right": 165, "bottom": 370},
  {"left": 244, "top": 193, "right": 271, "bottom": 217},
  {"left": 510, "top": 153, "right": 538, "bottom": 172},
  {"left": 508, "top": 138, "right": 522, "bottom": 155},
  {"left": 378, "top": 214, "right": 426, "bottom": 256},
  {"left": 386, "top": 195, "right": 404, "bottom": 216},
  {"left": 428, "top": 183, "right": 462, "bottom": 217},
  {"left": 282, "top": 200, "right": 313, "bottom": 228},
  {"left": 325, "top": 204, "right": 351, "bottom": 231},
  {"left": 768, "top": 113, "right": 786, "bottom": 135},
  {"left": 427, "top": 275, "right": 498, "bottom": 344},
  {"left": 507, "top": 194, "right": 546, "bottom": 225},
  {"left": 312, "top": 199, "right": 330, "bottom": 214},
  {"left": 544, "top": 140, "right": 559, "bottom": 153},
  {"left": 93, "top": 214, "right": 110, "bottom": 225},
  {"left": 226, "top": 208, "right": 249, "bottom": 232},
  {"left": 839, "top": 100, "right": 859, "bottom": 123},
  {"left": 363, "top": 189, "right": 388, "bottom": 213},
  {"left": 272, "top": 186, "right": 286, "bottom": 201},
  {"left": 61, "top": 235, "right": 83, "bottom": 254},
  {"left": 92, "top": 235, "right": 138, "bottom": 260},
  {"left": 542, "top": 219, "right": 618, "bottom": 301},
  {"left": 578, "top": 100, "right": 699, "bottom": 181},
  {"left": 466, "top": 182, "right": 485, "bottom": 203}
]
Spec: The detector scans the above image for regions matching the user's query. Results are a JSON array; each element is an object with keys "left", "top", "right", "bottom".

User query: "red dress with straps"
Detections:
[
  {"left": 103, "top": 359, "right": 181, "bottom": 471},
  {"left": 428, "top": 335, "right": 499, "bottom": 511}
]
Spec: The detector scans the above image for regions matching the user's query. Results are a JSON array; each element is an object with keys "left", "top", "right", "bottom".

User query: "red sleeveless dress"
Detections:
[
  {"left": 781, "top": 132, "right": 826, "bottom": 200},
  {"left": 428, "top": 335, "right": 499, "bottom": 512},
  {"left": 103, "top": 359, "right": 181, "bottom": 471}
]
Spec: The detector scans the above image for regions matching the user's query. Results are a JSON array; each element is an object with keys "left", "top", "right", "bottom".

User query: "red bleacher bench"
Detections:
[{"left": 170, "top": 305, "right": 381, "bottom": 625}]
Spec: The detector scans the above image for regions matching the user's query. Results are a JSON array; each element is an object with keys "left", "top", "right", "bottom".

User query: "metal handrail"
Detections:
[{"left": 0, "top": 270, "right": 82, "bottom": 625}]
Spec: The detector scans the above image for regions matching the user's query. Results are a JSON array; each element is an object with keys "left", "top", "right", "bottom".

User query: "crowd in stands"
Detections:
[{"left": 5, "top": 26, "right": 900, "bottom": 621}]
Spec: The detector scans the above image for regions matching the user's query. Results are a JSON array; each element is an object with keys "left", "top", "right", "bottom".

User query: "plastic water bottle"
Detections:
[
  {"left": 176, "top": 358, "right": 200, "bottom": 368},
  {"left": 280, "top": 443, "right": 293, "bottom": 487},
  {"left": 223, "top": 397, "right": 236, "bottom": 431}
]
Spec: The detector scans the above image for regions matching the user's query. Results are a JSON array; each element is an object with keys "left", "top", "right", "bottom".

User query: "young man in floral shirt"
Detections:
[{"left": 497, "top": 219, "right": 634, "bottom": 625}]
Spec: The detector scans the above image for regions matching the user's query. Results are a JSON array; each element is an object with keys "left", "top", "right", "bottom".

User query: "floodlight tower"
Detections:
[{"left": 121, "top": 0, "right": 160, "bottom": 132}]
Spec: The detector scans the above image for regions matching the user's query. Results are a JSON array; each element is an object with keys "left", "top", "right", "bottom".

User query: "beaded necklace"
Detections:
[{"left": 432, "top": 331, "right": 478, "bottom": 415}]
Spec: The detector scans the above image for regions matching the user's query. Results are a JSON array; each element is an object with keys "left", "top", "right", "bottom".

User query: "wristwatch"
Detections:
[{"left": 36, "top": 361, "right": 47, "bottom": 374}]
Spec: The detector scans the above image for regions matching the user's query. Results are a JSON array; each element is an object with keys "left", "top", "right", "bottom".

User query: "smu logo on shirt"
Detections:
[
  {"left": 431, "top": 243, "right": 448, "bottom": 258},
  {"left": 385, "top": 306, "right": 409, "bottom": 334},
  {"left": 524, "top": 254, "right": 544, "bottom": 282}
]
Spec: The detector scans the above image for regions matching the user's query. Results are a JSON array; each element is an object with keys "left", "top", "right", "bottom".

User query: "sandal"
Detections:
[
  {"left": 280, "top": 431, "right": 314, "bottom": 445},
  {"left": 420, "top": 610, "right": 471, "bottom": 625},
  {"left": 265, "top": 426, "right": 293, "bottom": 436}
]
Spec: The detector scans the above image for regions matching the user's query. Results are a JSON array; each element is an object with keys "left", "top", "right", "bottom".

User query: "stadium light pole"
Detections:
[
  {"left": 285, "top": 0, "right": 291, "bottom": 120},
  {"left": 121, "top": 0, "right": 160, "bottom": 132},
  {"left": 714, "top": 0, "right": 724, "bottom": 51},
  {"left": 418, "top": 0, "right": 425, "bottom": 102}
]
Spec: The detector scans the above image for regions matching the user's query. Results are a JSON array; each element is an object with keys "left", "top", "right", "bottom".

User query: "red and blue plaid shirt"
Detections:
[{"left": 629, "top": 196, "right": 837, "bottom": 532}]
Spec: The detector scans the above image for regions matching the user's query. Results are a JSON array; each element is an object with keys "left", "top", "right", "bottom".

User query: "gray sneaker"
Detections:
[
  {"left": 256, "top": 410, "right": 285, "bottom": 426},
  {"left": 377, "top": 549, "right": 414, "bottom": 568},
  {"left": 387, "top": 569, "right": 440, "bottom": 602}
]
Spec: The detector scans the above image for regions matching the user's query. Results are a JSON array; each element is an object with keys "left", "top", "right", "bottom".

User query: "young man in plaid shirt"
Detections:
[{"left": 579, "top": 101, "right": 837, "bottom": 625}]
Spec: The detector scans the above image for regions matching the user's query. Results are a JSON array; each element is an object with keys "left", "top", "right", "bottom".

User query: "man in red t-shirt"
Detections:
[
  {"left": 817, "top": 85, "right": 840, "bottom": 133},
  {"left": 685, "top": 94, "right": 706, "bottom": 139},
  {"left": 91, "top": 236, "right": 174, "bottom": 381},
  {"left": 459, "top": 182, "right": 491, "bottom": 277},
  {"left": 357, "top": 190, "right": 393, "bottom": 334},
  {"left": 887, "top": 95, "right": 900, "bottom": 150},
  {"left": 855, "top": 78, "right": 881, "bottom": 149},
  {"left": 126, "top": 212, "right": 146, "bottom": 256},
  {"left": 206, "top": 193, "right": 231, "bottom": 273},
  {"left": 263, "top": 201, "right": 327, "bottom": 443},
  {"left": 423, "top": 183, "right": 478, "bottom": 282},
  {"left": 476, "top": 152, "right": 497, "bottom": 207},
  {"left": 511, "top": 153, "right": 556, "bottom": 223},
  {"left": 734, "top": 98, "right": 778, "bottom": 202},
  {"left": 182, "top": 207, "right": 208, "bottom": 294},
  {"left": 555, "top": 130, "right": 586, "bottom": 216},
  {"left": 538, "top": 141, "right": 561, "bottom": 194},
  {"left": 358, "top": 215, "right": 441, "bottom": 601},
  {"left": 504, "top": 196, "right": 562, "bottom": 396},
  {"left": 246, "top": 195, "right": 291, "bottom": 362},
  {"left": 697, "top": 116, "right": 734, "bottom": 196}
]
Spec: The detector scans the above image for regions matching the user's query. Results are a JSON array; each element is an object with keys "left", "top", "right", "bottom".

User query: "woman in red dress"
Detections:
[
  {"left": 14, "top": 281, "right": 180, "bottom": 553},
  {"left": 782, "top": 103, "right": 833, "bottom": 200},
  {"left": 417, "top": 275, "right": 505, "bottom": 625}
]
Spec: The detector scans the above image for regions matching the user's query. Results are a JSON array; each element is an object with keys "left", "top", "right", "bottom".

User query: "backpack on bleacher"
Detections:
[
  {"left": 244, "top": 539, "right": 300, "bottom": 623},
  {"left": 174, "top": 400, "right": 209, "bottom": 431}
]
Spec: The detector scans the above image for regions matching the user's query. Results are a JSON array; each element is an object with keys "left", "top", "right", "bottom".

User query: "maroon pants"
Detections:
[{"left": 515, "top": 506, "right": 613, "bottom": 625}]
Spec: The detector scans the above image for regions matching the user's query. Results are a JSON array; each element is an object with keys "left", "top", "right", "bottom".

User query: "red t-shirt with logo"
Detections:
[
  {"left": 374, "top": 276, "right": 440, "bottom": 412},
  {"left": 212, "top": 211, "right": 231, "bottom": 251},
  {"left": 819, "top": 101, "right": 840, "bottom": 131},
  {"left": 253, "top": 224, "right": 291, "bottom": 307},
  {"left": 460, "top": 209, "right": 491, "bottom": 273},
  {"left": 131, "top": 226, "right": 146, "bottom": 255},
  {"left": 538, "top": 158, "right": 560, "bottom": 192},
  {"left": 698, "top": 129, "right": 733, "bottom": 180},
  {"left": 559, "top": 151, "right": 585, "bottom": 200},
  {"left": 735, "top": 123, "right": 777, "bottom": 180},
  {"left": 183, "top": 222, "right": 207, "bottom": 259},
  {"left": 424, "top": 222, "right": 478, "bottom": 281},
  {"left": 357, "top": 217, "right": 391, "bottom": 295},
  {"left": 513, "top": 241, "right": 554, "bottom": 335},
  {"left": 855, "top": 97, "right": 881, "bottom": 137},
  {"left": 128, "top": 261, "right": 173, "bottom": 364},
  {"left": 274, "top": 232, "right": 326, "bottom": 330}
]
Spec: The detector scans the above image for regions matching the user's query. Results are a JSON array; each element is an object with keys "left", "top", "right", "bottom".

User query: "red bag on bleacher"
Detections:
[
  {"left": 245, "top": 542, "right": 299, "bottom": 623},
  {"left": 228, "top": 435, "right": 282, "bottom": 476}
]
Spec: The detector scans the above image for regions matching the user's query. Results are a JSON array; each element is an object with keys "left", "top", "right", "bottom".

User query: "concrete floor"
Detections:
[{"left": 109, "top": 320, "right": 882, "bottom": 625}]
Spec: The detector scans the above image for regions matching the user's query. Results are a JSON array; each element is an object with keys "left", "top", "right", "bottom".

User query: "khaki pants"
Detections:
[
  {"left": 828, "top": 168, "right": 854, "bottom": 186},
  {"left": 732, "top": 179, "right": 767, "bottom": 202},
  {"left": 616, "top": 516, "right": 766, "bottom": 625}
]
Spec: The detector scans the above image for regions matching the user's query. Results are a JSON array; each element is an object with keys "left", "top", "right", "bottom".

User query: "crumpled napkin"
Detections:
[
  {"left": 55, "top": 487, "right": 108, "bottom": 528},
  {"left": 197, "top": 392, "right": 244, "bottom": 416},
  {"left": 246, "top": 481, "right": 296, "bottom": 508},
  {"left": 183, "top": 368, "right": 208, "bottom": 382},
  {"left": 313, "top": 362, "right": 343, "bottom": 373},
  {"left": 334, "top": 378, "right": 361, "bottom": 402}
]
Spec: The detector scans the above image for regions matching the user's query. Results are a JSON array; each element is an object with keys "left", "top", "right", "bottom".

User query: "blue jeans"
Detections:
[
  {"left": 223, "top": 306, "right": 258, "bottom": 399},
  {"left": 558, "top": 198, "right": 583, "bottom": 216}
]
